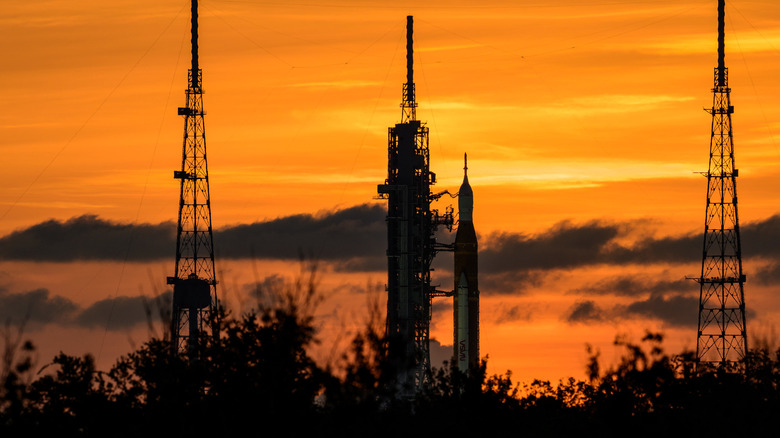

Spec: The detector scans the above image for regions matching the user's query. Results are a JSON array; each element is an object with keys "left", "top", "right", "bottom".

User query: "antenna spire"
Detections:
[
  {"left": 717, "top": 0, "right": 725, "bottom": 86},
  {"left": 191, "top": 0, "right": 199, "bottom": 88},
  {"left": 401, "top": 15, "right": 417, "bottom": 122},
  {"left": 407, "top": 15, "right": 413, "bottom": 92}
]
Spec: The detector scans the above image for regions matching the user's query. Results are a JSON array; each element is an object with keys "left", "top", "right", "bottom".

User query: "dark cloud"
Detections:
[
  {"left": 0, "top": 204, "right": 386, "bottom": 266},
  {"left": 74, "top": 293, "right": 170, "bottom": 330},
  {"left": 573, "top": 276, "right": 692, "bottom": 297},
  {"left": 333, "top": 256, "right": 385, "bottom": 273},
  {"left": 429, "top": 338, "right": 452, "bottom": 370},
  {"left": 478, "top": 271, "right": 544, "bottom": 296},
  {"left": 0, "top": 288, "right": 78, "bottom": 326},
  {"left": 1, "top": 208, "right": 777, "bottom": 285},
  {"left": 480, "top": 214, "right": 780, "bottom": 276},
  {"left": 0, "top": 286, "right": 168, "bottom": 331},
  {"left": 565, "top": 294, "right": 699, "bottom": 327},
  {"left": 754, "top": 263, "right": 780, "bottom": 286},
  {"left": 605, "top": 234, "right": 699, "bottom": 265},
  {"left": 217, "top": 204, "right": 385, "bottom": 263},
  {"left": 0, "top": 215, "right": 174, "bottom": 262},
  {"left": 481, "top": 221, "right": 622, "bottom": 273},
  {"left": 566, "top": 300, "right": 605, "bottom": 323},
  {"left": 430, "top": 260, "right": 544, "bottom": 297},
  {"left": 432, "top": 299, "right": 452, "bottom": 315},
  {"left": 741, "top": 215, "right": 780, "bottom": 259},
  {"left": 244, "top": 274, "right": 287, "bottom": 300},
  {"left": 623, "top": 294, "right": 699, "bottom": 328},
  {"left": 477, "top": 218, "right": 697, "bottom": 285},
  {"left": 494, "top": 304, "right": 534, "bottom": 324},
  {"left": 613, "top": 214, "right": 780, "bottom": 265}
]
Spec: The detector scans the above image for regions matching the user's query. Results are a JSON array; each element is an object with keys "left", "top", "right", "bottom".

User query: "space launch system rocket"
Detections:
[{"left": 453, "top": 154, "right": 479, "bottom": 373}]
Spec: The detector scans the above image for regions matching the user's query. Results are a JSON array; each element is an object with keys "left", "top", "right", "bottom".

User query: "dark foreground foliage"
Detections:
[{"left": 2, "top": 296, "right": 779, "bottom": 437}]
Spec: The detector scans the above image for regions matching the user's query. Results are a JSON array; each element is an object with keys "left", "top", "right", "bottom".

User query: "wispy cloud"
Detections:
[
  {"left": 567, "top": 94, "right": 695, "bottom": 108},
  {"left": 432, "top": 157, "right": 699, "bottom": 190},
  {"left": 418, "top": 43, "right": 482, "bottom": 53},
  {"left": 289, "top": 80, "right": 382, "bottom": 89},
  {"left": 632, "top": 32, "right": 780, "bottom": 55}
]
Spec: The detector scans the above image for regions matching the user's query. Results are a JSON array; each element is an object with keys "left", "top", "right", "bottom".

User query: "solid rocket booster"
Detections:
[
  {"left": 456, "top": 272, "right": 469, "bottom": 371},
  {"left": 453, "top": 154, "right": 479, "bottom": 373}
]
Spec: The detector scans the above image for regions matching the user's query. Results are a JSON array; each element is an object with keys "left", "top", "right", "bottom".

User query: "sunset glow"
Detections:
[{"left": 2, "top": 0, "right": 780, "bottom": 385}]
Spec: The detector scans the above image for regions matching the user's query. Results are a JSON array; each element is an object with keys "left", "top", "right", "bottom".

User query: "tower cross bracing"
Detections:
[
  {"left": 696, "top": 0, "right": 747, "bottom": 367},
  {"left": 168, "top": 0, "right": 219, "bottom": 354},
  {"left": 378, "top": 16, "right": 453, "bottom": 394}
]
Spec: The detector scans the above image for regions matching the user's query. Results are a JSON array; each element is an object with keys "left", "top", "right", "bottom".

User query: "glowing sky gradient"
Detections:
[{"left": 1, "top": 0, "right": 780, "bottom": 384}]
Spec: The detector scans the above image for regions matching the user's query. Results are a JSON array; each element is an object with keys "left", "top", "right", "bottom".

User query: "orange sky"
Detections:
[{"left": 1, "top": 0, "right": 780, "bottom": 384}]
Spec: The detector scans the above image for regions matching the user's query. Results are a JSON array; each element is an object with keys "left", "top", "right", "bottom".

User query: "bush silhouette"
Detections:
[{"left": 3, "top": 292, "right": 780, "bottom": 437}]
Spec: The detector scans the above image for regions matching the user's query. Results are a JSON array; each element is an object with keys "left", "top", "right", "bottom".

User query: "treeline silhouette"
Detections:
[{"left": 2, "top": 281, "right": 779, "bottom": 437}]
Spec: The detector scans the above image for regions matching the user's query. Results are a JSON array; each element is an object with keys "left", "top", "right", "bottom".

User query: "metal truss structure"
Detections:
[
  {"left": 696, "top": 0, "right": 747, "bottom": 368},
  {"left": 168, "top": 0, "right": 219, "bottom": 355},
  {"left": 378, "top": 16, "right": 453, "bottom": 395}
]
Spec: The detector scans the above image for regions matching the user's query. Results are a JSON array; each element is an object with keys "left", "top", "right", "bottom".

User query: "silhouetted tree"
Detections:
[
  {"left": 0, "top": 329, "right": 36, "bottom": 433},
  {"left": 5, "top": 290, "right": 780, "bottom": 437}
]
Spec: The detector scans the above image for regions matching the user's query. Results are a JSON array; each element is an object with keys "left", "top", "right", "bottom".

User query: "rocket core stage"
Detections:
[{"left": 454, "top": 154, "right": 479, "bottom": 373}]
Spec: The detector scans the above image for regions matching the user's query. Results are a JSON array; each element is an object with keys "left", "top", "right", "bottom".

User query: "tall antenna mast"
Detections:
[
  {"left": 696, "top": 0, "right": 747, "bottom": 368},
  {"left": 401, "top": 15, "right": 417, "bottom": 123},
  {"left": 168, "top": 0, "right": 219, "bottom": 354}
]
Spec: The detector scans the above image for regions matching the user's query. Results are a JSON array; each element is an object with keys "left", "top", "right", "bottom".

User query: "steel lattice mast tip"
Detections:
[
  {"left": 695, "top": 0, "right": 747, "bottom": 368},
  {"left": 167, "top": 0, "right": 219, "bottom": 355}
]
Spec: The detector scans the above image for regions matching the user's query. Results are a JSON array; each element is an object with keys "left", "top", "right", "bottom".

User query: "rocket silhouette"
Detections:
[{"left": 453, "top": 153, "right": 479, "bottom": 373}]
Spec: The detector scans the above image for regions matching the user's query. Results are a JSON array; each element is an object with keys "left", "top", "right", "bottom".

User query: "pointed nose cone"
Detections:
[{"left": 459, "top": 154, "right": 473, "bottom": 222}]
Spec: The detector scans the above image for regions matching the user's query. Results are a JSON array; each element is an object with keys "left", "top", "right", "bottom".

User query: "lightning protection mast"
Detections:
[
  {"left": 378, "top": 16, "right": 453, "bottom": 395},
  {"left": 696, "top": 0, "right": 747, "bottom": 368},
  {"left": 168, "top": 0, "right": 219, "bottom": 355}
]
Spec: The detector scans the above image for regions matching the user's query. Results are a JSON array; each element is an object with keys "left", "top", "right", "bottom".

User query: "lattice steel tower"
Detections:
[
  {"left": 168, "top": 0, "right": 219, "bottom": 354},
  {"left": 696, "top": 0, "right": 747, "bottom": 367},
  {"left": 378, "top": 16, "right": 453, "bottom": 394}
]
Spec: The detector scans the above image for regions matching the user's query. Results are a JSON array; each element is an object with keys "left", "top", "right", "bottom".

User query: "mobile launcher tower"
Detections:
[{"left": 378, "top": 16, "right": 454, "bottom": 394}]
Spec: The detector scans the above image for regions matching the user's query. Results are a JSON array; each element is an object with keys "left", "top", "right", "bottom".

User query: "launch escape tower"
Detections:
[
  {"left": 453, "top": 154, "right": 479, "bottom": 374},
  {"left": 695, "top": 0, "right": 747, "bottom": 367},
  {"left": 168, "top": 0, "right": 219, "bottom": 354},
  {"left": 378, "top": 16, "right": 453, "bottom": 393}
]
